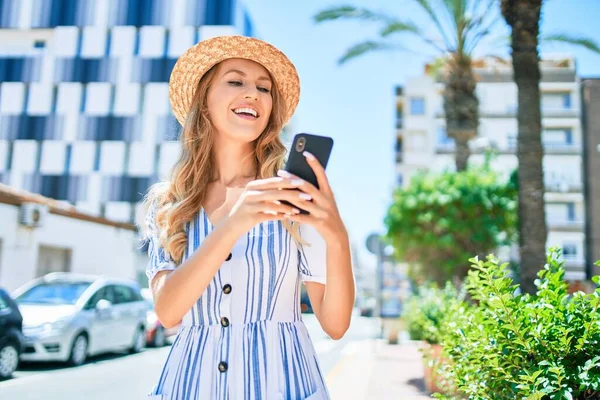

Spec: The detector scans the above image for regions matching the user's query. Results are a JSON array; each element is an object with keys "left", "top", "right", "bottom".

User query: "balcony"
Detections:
[
  {"left": 435, "top": 106, "right": 580, "bottom": 119},
  {"left": 545, "top": 180, "right": 582, "bottom": 193},
  {"left": 541, "top": 107, "right": 580, "bottom": 118},
  {"left": 506, "top": 138, "right": 581, "bottom": 155},
  {"left": 546, "top": 219, "right": 585, "bottom": 232}
]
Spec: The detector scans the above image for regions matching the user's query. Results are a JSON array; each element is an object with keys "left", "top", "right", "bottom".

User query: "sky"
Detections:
[{"left": 242, "top": 0, "right": 600, "bottom": 269}]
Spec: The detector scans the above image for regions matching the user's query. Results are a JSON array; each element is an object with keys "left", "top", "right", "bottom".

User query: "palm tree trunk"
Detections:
[
  {"left": 502, "top": 0, "right": 547, "bottom": 295},
  {"left": 443, "top": 54, "right": 479, "bottom": 172}
]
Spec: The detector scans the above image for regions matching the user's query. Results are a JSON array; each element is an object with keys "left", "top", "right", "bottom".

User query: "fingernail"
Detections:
[
  {"left": 299, "top": 193, "right": 312, "bottom": 200},
  {"left": 277, "top": 170, "right": 291, "bottom": 178},
  {"left": 292, "top": 208, "right": 301, "bottom": 214},
  {"left": 273, "top": 200, "right": 281, "bottom": 205},
  {"left": 263, "top": 210, "right": 277, "bottom": 215},
  {"left": 303, "top": 151, "right": 315, "bottom": 161},
  {"left": 291, "top": 179, "right": 304, "bottom": 186}
]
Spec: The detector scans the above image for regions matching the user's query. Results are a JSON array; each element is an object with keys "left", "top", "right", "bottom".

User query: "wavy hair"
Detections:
[{"left": 137, "top": 61, "right": 300, "bottom": 265}]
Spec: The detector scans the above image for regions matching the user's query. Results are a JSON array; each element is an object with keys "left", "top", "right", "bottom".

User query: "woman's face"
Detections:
[{"left": 206, "top": 58, "right": 273, "bottom": 142}]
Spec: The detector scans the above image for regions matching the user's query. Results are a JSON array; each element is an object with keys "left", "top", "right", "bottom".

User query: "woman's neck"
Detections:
[{"left": 211, "top": 137, "right": 257, "bottom": 187}]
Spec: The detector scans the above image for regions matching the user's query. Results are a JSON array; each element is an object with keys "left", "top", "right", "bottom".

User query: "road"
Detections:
[{"left": 0, "top": 312, "right": 379, "bottom": 399}]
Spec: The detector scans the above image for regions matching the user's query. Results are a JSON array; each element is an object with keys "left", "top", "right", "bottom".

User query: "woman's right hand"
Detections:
[{"left": 227, "top": 176, "right": 311, "bottom": 232}]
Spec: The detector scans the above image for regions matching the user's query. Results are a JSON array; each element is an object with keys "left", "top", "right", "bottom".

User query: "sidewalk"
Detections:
[{"left": 325, "top": 334, "right": 431, "bottom": 400}]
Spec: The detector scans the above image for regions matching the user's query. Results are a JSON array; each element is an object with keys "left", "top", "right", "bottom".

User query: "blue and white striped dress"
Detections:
[{"left": 146, "top": 203, "right": 330, "bottom": 400}]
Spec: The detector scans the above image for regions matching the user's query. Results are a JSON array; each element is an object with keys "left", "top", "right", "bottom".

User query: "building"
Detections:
[
  {"left": 0, "top": 1, "right": 256, "bottom": 285},
  {"left": 0, "top": 0, "right": 255, "bottom": 224},
  {"left": 0, "top": 183, "right": 140, "bottom": 292},
  {"left": 395, "top": 55, "right": 588, "bottom": 280},
  {"left": 581, "top": 78, "right": 600, "bottom": 278}
]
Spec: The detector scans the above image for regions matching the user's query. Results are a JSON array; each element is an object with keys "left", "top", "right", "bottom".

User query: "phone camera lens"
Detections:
[{"left": 296, "top": 137, "right": 306, "bottom": 152}]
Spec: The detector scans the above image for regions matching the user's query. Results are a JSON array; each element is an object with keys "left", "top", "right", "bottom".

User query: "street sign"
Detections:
[{"left": 366, "top": 232, "right": 383, "bottom": 255}]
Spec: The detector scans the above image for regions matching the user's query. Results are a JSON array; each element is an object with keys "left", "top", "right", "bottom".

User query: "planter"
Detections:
[{"left": 422, "top": 343, "right": 444, "bottom": 394}]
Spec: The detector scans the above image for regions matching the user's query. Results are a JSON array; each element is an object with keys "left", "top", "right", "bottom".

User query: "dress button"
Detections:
[
  {"left": 222, "top": 284, "right": 232, "bottom": 294},
  {"left": 218, "top": 361, "right": 228, "bottom": 373},
  {"left": 226, "top": 253, "right": 232, "bottom": 261},
  {"left": 221, "top": 317, "right": 230, "bottom": 327}
]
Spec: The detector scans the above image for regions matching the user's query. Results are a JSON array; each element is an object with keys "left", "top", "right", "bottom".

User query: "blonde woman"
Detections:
[{"left": 139, "top": 36, "right": 355, "bottom": 400}]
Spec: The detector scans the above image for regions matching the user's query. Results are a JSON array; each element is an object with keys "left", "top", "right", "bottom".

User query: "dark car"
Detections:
[{"left": 0, "top": 288, "right": 24, "bottom": 379}]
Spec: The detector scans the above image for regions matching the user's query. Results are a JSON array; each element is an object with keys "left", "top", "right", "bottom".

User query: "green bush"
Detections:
[
  {"left": 402, "top": 282, "right": 463, "bottom": 345},
  {"left": 435, "top": 248, "right": 600, "bottom": 400},
  {"left": 385, "top": 164, "right": 517, "bottom": 284}
]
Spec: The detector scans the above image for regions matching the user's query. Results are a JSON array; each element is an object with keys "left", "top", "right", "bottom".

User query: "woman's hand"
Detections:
[
  {"left": 226, "top": 176, "right": 313, "bottom": 233},
  {"left": 276, "top": 152, "right": 347, "bottom": 244}
]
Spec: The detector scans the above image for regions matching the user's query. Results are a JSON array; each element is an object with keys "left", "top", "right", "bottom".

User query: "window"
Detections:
[
  {"left": 0, "top": 293, "right": 8, "bottom": 311},
  {"left": 437, "top": 127, "right": 454, "bottom": 145},
  {"left": 410, "top": 97, "right": 425, "bottom": 115},
  {"left": 16, "top": 282, "right": 91, "bottom": 306},
  {"left": 563, "top": 244, "right": 577, "bottom": 259},
  {"left": 85, "top": 287, "right": 111, "bottom": 310},
  {"left": 112, "top": 285, "right": 135, "bottom": 304},
  {"left": 33, "top": 40, "right": 45, "bottom": 49},
  {"left": 543, "top": 128, "right": 573, "bottom": 146},
  {"left": 567, "top": 203, "right": 576, "bottom": 221},
  {"left": 542, "top": 92, "right": 572, "bottom": 110}
]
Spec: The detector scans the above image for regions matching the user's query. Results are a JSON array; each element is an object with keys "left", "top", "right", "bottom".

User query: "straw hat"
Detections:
[{"left": 168, "top": 35, "right": 300, "bottom": 127}]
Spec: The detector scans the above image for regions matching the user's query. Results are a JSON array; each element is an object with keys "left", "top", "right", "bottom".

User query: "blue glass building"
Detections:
[{"left": 0, "top": 0, "right": 255, "bottom": 223}]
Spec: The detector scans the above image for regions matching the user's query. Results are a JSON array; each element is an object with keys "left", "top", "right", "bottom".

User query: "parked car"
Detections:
[
  {"left": 0, "top": 288, "right": 23, "bottom": 379},
  {"left": 140, "top": 288, "right": 179, "bottom": 347},
  {"left": 12, "top": 272, "right": 148, "bottom": 366},
  {"left": 300, "top": 286, "right": 313, "bottom": 314}
]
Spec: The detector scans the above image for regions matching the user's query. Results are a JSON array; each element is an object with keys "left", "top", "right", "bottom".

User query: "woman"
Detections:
[{"left": 140, "top": 35, "right": 355, "bottom": 400}]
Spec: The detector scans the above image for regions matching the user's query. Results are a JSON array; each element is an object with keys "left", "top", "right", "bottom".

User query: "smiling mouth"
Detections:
[{"left": 231, "top": 107, "right": 259, "bottom": 119}]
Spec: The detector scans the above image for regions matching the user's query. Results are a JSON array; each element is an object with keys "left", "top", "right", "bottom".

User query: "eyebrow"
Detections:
[{"left": 223, "top": 69, "right": 272, "bottom": 83}]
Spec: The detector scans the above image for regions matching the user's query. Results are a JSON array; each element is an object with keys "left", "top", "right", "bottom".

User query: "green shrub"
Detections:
[
  {"left": 435, "top": 248, "right": 600, "bottom": 400},
  {"left": 402, "top": 282, "right": 463, "bottom": 345}
]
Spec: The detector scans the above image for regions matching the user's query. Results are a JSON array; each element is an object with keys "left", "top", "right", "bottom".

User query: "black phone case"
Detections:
[{"left": 282, "top": 133, "right": 334, "bottom": 214}]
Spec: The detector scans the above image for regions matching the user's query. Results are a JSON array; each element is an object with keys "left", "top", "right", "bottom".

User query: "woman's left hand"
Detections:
[{"left": 276, "top": 151, "right": 347, "bottom": 244}]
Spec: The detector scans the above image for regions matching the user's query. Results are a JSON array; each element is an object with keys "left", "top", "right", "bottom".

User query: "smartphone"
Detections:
[{"left": 282, "top": 133, "right": 334, "bottom": 214}]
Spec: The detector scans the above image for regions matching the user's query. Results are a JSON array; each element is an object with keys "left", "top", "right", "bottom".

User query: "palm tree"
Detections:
[
  {"left": 501, "top": 0, "right": 600, "bottom": 294},
  {"left": 314, "top": 0, "right": 504, "bottom": 171}
]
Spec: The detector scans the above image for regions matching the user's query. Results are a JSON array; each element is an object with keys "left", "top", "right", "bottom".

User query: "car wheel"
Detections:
[
  {"left": 152, "top": 326, "right": 166, "bottom": 348},
  {"left": 130, "top": 327, "right": 145, "bottom": 353},
  {"left": 68, "top": 334, "right": 88, "bottom": 367},
  {"left": 0, "top": 342, "right": 19, "bottom": 379}
]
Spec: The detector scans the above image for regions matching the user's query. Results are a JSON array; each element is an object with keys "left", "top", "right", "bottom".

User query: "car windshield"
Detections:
[{"left": 16, "top": 282, "right": 92, "bottom": 305}]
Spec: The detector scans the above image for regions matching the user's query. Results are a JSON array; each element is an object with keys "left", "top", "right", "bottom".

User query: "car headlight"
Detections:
[{"left": 42, "top": 319, "right": 68, "bottom": 333}]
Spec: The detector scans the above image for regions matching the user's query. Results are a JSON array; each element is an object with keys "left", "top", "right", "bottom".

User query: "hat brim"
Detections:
[{"left": 168, "top": 36, "right": 300, "bottom": 127}]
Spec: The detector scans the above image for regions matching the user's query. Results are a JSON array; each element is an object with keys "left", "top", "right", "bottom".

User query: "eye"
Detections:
[
  {"left": 258, "top": 86, "right": 271, "bottom": 93},
  {"left": 228, "top": 81, "right": 242, "bottom": 86}
]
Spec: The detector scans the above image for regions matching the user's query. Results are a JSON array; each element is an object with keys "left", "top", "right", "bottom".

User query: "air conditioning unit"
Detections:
[{"left": 19, "top": 202, "right": 49, "bottom": 228}]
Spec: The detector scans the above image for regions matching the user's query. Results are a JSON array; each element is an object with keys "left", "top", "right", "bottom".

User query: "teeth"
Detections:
[{"left": 233, "top": 107, "right": 258, "bottom": 117}]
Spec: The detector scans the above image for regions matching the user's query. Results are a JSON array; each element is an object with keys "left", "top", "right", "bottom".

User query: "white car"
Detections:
[{"left": 12, "top": 272, "right": 148, "bottom": 366}]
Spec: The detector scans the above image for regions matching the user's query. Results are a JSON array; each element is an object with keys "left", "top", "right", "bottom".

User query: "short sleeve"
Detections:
[
  {"left": 145, "top": 200, "right": 177, "bottom": 285},
  {"left": 297, "top": 223, "right": 327, "bottom": 285}
]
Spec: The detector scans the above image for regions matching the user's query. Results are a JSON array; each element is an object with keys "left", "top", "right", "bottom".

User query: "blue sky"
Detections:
[{"left": 243, "top": 0, "right": 600, "bottom": 268}]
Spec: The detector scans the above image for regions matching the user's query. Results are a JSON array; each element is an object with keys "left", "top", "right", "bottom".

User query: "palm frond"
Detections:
[
  {"left": 542, "top": 33, "right": 600, "bottom": 54},
  {"left": 412, "top": 0, "right": 455, "bottom": 50},
  {"left": 337, "top": 41, "right": 407, "bottom": 64},
  {"left": 314, "top": 5, "right": 393, "bottom": 24},
  {"left": 380, "top": 21, "right": 421, "bottom": 37}
]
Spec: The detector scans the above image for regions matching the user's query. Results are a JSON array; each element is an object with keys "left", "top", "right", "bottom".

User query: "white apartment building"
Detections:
[{"left": 395, "top": 55, "right": 587, "bottom": 280}]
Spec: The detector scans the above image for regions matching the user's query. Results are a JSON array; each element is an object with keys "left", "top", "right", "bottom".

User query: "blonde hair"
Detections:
[{"left": 138, "top": 61, "right": 300, "bottom": 264}]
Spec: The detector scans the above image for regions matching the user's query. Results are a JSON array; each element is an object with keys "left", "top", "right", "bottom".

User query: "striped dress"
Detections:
[{"left": 145, "top": 203, "right": 330, "bottom": 400}]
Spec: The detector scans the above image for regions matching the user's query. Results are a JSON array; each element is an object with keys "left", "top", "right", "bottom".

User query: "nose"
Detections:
[{"left": 244, "top": 87, "right": 259, "bottom": 101}]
